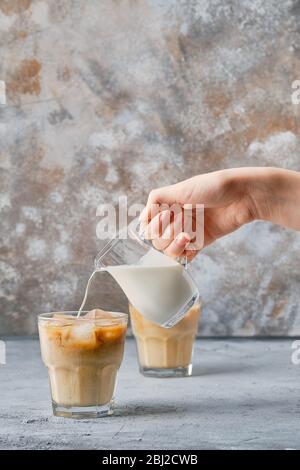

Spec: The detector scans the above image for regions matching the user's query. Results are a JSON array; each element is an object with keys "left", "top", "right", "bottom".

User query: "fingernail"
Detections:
[{"left": 177, "top": 233, "right": 190, "bottom": 246}]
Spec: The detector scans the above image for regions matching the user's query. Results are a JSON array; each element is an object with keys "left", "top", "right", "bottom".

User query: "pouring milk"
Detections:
[
  {"left": 104, "top": 249, "right": 196, "bottom": 325},
  {"left": 78, "top": 248, "right": 197, "bottom": 326}
]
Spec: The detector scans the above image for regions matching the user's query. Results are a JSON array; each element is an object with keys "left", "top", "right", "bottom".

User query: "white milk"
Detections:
[
  {"left": 77, "top": 271, "right": 97, "bottom": 317},
  {"left": 104, "top": 249, "right": 195, "bottom": 325},
  {"left": 77, "top": 249, "right": 196, "bottom": 325}
]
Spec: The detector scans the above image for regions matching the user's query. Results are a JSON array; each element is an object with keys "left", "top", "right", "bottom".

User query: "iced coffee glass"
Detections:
[
  {"left": 129, "top": 303, "right": 200, "bottom": 378},
  {"left": 38, "top": 310, "right": 128, "bottom": 418}
]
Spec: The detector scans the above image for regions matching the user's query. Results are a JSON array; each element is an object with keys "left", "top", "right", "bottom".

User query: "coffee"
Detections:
[
  {"left": 129, "top": 303, "right": 200, "bottom": 377},
  {"left": 38, "top": 309, "right": 127, "bottom": 418}
]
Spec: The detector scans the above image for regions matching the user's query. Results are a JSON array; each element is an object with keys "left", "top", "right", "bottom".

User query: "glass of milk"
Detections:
[{"left": 95, "top": 218, "right": 199, "bottom": 328}]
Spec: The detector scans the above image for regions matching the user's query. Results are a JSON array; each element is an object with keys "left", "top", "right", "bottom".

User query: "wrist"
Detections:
[
  {"left": 220, "top": 168, "right": 267, "bottom": 222},
  {"left": 241, "top": 167, "right": 300, "bottom": 229}
]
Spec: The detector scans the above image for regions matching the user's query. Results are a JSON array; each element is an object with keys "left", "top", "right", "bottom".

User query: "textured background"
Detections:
[{"left": 1, "top": 0, "right": 300, "bottom": 336}]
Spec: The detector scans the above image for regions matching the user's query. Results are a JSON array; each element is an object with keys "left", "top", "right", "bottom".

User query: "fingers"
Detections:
[
  {"left": 164, "top": 232, "right": 190, "bottom": 258},
  {"left": 184, "top": 249, "right": 198, "bottom": 262},
  {"left": 152, "top": 238, "right": 171, "bottom": 252},
  {"left": 151, "top": 212, "right": 183, "bottom": 251},
  {"left": 143, "top": 210, "right": 172, "bottom": 240},
  {"left": 140, "top": 185, "right": 178, "bottom": 224},
  {"left": 139, "top": 201, "right": 160, "bottom": 225},
  {"left": 140, "top": 204, "right": 200, "bottom": 260},
  {"left": 139, "top": 182, "right": 202, "bottom": 260},
  {"left": 139, "top": 190, "right": 162, "bottom": 225}
]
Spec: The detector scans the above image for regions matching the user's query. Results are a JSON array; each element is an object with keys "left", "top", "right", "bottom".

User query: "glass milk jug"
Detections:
[{"left": 95, "top": 217, "right": 199, "bottom": 328}]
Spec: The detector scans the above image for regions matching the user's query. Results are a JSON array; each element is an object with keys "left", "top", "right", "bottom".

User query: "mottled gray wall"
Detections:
[{"left": 1, "top": 0, "right": 300, "bottom": 336}]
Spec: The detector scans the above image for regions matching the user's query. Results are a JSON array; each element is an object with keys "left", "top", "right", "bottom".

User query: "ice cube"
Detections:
[
  {"left": 69, "top": 322, "right": 96, "bottom": 348},
  {"left": 101, "top": 324, "right": 125, "bottom": 341},
  {"left": 84, "top": 308, "right": 108, "bottom": 319},
  {"left": 52, "top": 313, "right": 74, "bottom": 326}
]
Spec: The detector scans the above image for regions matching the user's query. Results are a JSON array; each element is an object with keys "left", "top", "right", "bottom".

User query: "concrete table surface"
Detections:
[{"left": 0, "top": 338, "right": 299, "bottom": 450}]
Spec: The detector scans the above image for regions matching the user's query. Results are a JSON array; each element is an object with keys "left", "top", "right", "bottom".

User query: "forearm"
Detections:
[
  {"left": 141, "top": 166, "right": 300, "bottom": 256},
  {"left": 239, "top": 167, "right": 300, "bottom": 231}
]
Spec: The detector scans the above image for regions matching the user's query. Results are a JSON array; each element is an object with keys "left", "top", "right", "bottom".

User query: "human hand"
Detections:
[{"left": 140, "top": 167, "right": 300, "bottom": 260}]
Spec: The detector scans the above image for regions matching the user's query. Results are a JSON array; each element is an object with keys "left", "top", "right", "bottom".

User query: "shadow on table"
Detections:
[
  {"left": 114, "top": 403, "right": 179, "bottom": 417},
  {"left": 192, "top": 362, "right": 254, "bottom": 377}
]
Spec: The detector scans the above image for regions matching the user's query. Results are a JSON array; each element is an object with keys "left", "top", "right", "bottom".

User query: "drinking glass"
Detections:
[
  {"left": 130, "top": 302, "right": 200, "bottom": 377},
  {"left": 38, "top": 311, "right": 128, "bottom": 418}
]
